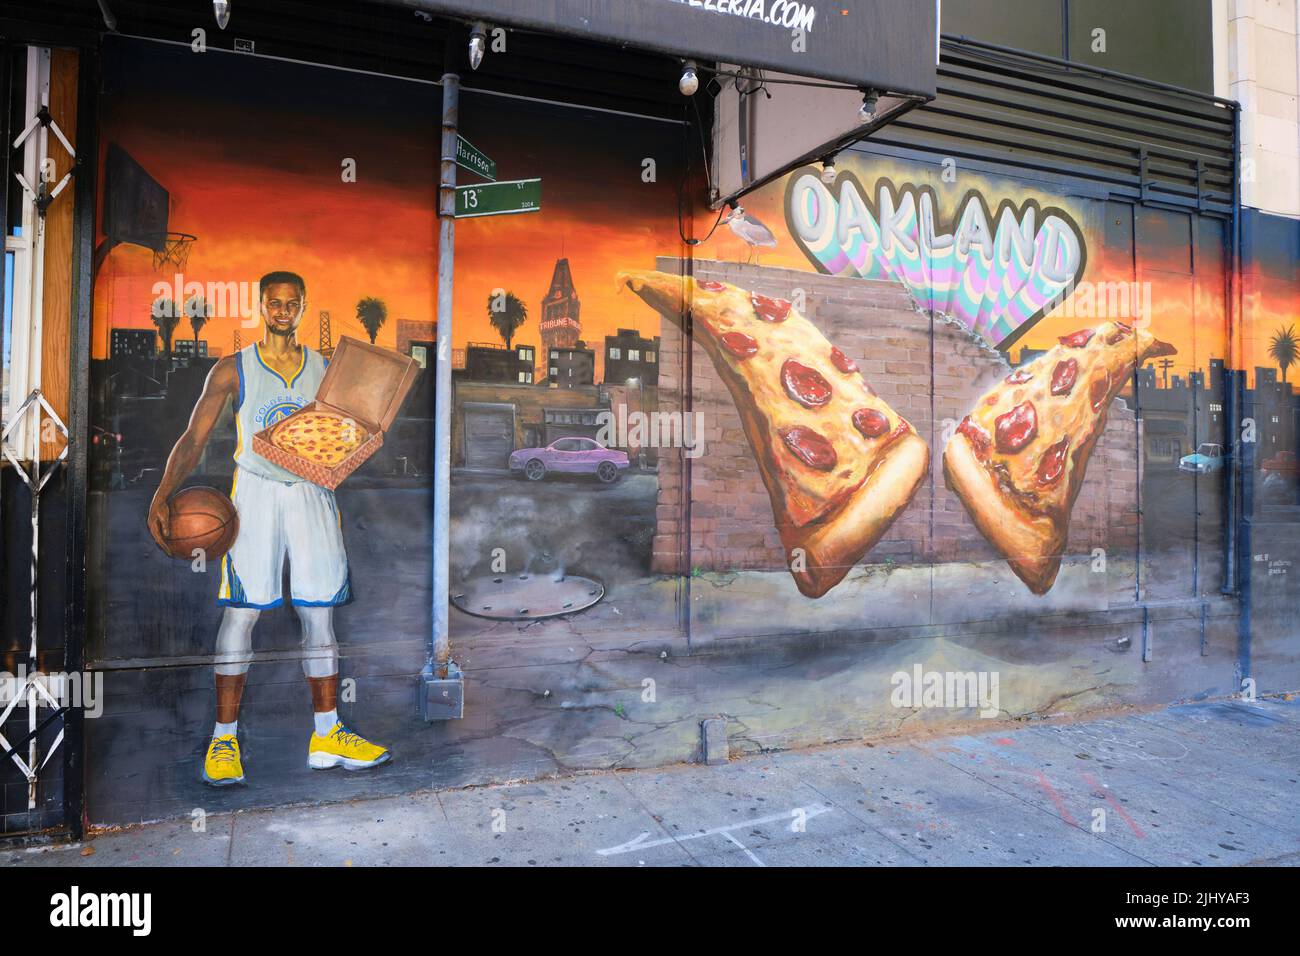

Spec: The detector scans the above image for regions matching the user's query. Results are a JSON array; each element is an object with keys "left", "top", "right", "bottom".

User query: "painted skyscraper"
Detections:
[{"left": 539, "top": 257, "right": 581, "bottom": 353}]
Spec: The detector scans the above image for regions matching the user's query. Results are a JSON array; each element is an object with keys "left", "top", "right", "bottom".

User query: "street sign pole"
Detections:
[
  {"left": 424, "top": 62, "right": 463, "bottom": 718},
  {"left": 432, "top": 70, "right": 456, "bottom": 678}
]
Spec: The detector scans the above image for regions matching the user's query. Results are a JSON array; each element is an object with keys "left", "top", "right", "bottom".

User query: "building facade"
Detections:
[
  {"left": 396, "top": 318, "right": 437, "bottom": 368},
  {"left": 109, "top": 328, "right": 157, "bottom": 359},
  {"left": 464, "top": 342, "right": 536, "bottom": 384},
  {"left": 603, "top": 328, "right": 660, "bottom": 386},
  {"left": 1, "top": 0, "right": 1297, "bottom": 843},
  {"left": 545, "top": 340, "right": 595, "bottom": 388},
  {"left": 170, "top": 339, "right": 210, "bottom": 360}
]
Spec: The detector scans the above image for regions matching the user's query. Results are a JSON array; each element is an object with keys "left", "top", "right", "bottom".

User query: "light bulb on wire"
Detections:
[
  {"left": 679, "top": 60, "right": 699, "bottom": 96},
  {"left": 858, "top": 90, "right": 880, "bottom": 123}
]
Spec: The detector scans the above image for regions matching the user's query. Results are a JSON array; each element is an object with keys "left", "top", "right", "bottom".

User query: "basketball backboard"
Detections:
[
  {"left": 102, "top": 143, "right": 169, "bottom": 252},
  {"left": 98, "top": 143, "right": 195, "bottom": 273}
]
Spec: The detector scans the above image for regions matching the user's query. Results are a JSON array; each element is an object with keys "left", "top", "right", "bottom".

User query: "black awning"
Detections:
[{"left": 396, "top": 0, "right": 938, "bottom": 96}]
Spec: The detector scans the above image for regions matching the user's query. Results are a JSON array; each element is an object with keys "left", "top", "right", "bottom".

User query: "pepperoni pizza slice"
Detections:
[
  {"left": 620, "top": 270, "right": 930, "bottom": 598},
  {"left": 943, "top": 320, "right": 1175, "bottom": 595}
]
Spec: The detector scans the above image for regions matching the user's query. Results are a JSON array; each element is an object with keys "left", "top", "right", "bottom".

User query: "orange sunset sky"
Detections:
[
  {"left": 94, "top": 40, "right": 1296, "bottom": 391},
  {"left": 92, "top": 41, "right": 687, "bottom": 382}
]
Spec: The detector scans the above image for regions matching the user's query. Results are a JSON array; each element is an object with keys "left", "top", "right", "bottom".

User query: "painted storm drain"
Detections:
[{"left": 452, "top": 572, "right": 605, "bottom": 620}]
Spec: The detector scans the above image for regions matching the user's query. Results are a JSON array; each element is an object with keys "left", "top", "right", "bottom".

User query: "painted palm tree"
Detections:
[
  {"left": 184, "top": 294, "right": 211, "bottom": 361},
  {"left": 151, "top": 295, "right": 180, "bottom": 359},
  {"left": 1269, "top": 324, "right": 1298, "bottom": 384},
  {"left": 356, "top": 296, "right": 388, "bottom": 345},
  {"left": 487, "top": 291, "right": 527, "bottom": 351}
]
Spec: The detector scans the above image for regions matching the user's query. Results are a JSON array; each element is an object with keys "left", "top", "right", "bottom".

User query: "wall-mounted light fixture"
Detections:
[{"left": 468, "top": 21, "right": 488, "bottom": 70}]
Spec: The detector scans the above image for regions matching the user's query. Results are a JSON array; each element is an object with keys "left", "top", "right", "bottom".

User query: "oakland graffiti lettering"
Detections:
[{"left": 784, "top": 171, "right": 1087, "bottom": 349}]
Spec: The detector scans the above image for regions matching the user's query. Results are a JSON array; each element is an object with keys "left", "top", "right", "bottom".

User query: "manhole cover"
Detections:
[{"left": 451, "top": 572, "right": 605, "bottom": 621}]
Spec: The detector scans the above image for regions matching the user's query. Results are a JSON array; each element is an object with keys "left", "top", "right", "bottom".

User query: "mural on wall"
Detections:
[
  {"left": 1242, "top": 210, "right": 1300, "bottom": 513},
  {"left": 142, "top": 273, "right": 404, "bottom": 785},
  {"left": 82, "top": 36, "right": 1300, "bottom": 825},
  {"left": 87, "top": 37, "right": 686, "bottom": 803},
  {"left": 442, "top": 93, "right": 684, "bottom": 639},
  {"left": 447, "top": 143, "right": 1286, "bottom": 640},
  {"left": 89, "top": 40, "right": 447, "bottom": 795},
  {"left": 650, "top": 152, "right": 1271, "bottom": 635}
]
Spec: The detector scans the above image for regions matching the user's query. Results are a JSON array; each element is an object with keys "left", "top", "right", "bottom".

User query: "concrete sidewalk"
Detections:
[{"left": 11, "top": 697, "right": 1300, "bottom": 867}]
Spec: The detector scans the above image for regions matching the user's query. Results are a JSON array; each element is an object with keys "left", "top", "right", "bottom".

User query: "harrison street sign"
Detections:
[{"left": 455, "top": 135, "right": 496, "bottom": 181}]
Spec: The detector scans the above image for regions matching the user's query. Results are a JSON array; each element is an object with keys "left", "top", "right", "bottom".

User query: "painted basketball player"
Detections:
[{"left": 147, "top": 271, "right": 390, "bottom": 786}]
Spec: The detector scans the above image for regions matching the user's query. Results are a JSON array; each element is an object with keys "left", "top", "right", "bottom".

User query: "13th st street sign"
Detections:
[{"left": 455, "top": 178, "right": 541, "bottom": 218}]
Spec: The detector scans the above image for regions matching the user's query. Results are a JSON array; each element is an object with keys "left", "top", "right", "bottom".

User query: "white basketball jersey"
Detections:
[{"left": 233, "top": 342, "right": 328, "bottom": 482}]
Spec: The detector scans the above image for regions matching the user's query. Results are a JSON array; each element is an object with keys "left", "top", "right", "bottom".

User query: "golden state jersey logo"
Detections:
[{"left": 255, "top": 396, "right": 306, "bottom": 428}]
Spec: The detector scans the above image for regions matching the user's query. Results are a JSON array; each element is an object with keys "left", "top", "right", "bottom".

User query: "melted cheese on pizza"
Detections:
[
  {"left": 958, "top": 320, "right": 1173, "bottom": 517},
  {"left": 626, "top": 273, "right": 913, "bottom": 528},
  {"left": 272, "top": 411, "right": 367, "bottom": 467}
]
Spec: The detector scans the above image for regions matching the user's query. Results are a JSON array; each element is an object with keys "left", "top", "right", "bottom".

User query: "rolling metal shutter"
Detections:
[{"left": 462, "top": 405, "right": 514, "bottom": 470}]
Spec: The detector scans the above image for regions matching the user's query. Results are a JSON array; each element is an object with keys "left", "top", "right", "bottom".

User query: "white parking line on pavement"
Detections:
[
  {"left": 723, "top": 831, "right": 765, "bottom": 866},
  {"left": 595, "top": 803, "right": 834, "bottom": 858}
]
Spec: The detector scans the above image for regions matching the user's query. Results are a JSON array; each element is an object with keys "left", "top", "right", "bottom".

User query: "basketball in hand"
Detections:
[{"left": 159, "top": 486, "right": 238, "bottom": 561}]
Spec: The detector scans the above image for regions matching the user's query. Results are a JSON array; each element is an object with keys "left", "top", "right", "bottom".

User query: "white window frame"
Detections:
[{"left": 4, "top": 48, "right": 52, "bottom": 455}]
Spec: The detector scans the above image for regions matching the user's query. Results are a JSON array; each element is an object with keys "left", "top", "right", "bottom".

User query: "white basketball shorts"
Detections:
[{"left": 217, "top": 467, "right": 352, "bottom": 609}]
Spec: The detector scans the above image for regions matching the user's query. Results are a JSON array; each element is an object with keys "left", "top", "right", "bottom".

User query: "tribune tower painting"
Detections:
[{"left": 539, "top": 257, "right": 582, "bottom": 352}]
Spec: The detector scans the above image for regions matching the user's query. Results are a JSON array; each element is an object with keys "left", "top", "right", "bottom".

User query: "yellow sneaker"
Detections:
[
  {"left": 308, "top": 722, "right": 391, "bottom": 771},
  {"left": 202, "top": 735, "right": 245, "bottom": 786}
]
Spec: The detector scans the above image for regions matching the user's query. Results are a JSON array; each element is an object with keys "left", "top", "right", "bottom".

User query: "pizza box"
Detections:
[{"left": 251, "top": 336, "right": 419, "bottom": 490}]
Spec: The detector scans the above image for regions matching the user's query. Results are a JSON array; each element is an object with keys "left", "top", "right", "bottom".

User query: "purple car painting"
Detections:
[{"left": 509, "top": 437, "right": 630, "bottom": 483}]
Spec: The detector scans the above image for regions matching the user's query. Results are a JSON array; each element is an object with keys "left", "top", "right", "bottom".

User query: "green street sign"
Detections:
[
  {"left": 455, "top": 178, "right": 541, "bottom": 219},
  {"left": 455, "top": 135, "right": 496, "bottom": 181}
]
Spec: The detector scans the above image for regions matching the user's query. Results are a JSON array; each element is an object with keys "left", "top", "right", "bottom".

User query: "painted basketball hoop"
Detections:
[
  {"left": 150, "top": 231, "right": 196, "bottom": 271},
  {"left": 95, "top": 145, "right": 202, "bottom": 277}
]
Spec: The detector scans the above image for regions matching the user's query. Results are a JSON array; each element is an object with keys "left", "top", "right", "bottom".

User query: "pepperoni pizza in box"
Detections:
[
  {"left": 943, "top": 320, "right": 1175, "bottom": 594},
  {"left": 252, "top": 336, "right": 419, "bottom": 490},
  {"left": 620, "top": 270, "right": 930, "bottom": 599}
]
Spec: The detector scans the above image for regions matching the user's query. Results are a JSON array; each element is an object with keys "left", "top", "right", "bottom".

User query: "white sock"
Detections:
[
  {"left": 214, "top": 721, "right": 237, "bottom": 738},
  {"left": 313, "top": 710, "right": 338, "bottom": 736}
]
